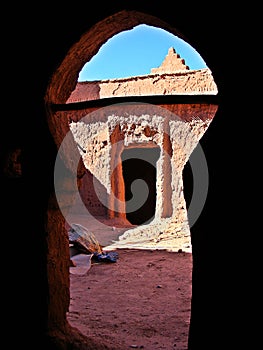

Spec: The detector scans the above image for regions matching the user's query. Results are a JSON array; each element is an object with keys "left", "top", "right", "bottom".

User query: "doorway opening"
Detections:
[{"left": 121, "top": 146, "right": 160, "bottom": 225}]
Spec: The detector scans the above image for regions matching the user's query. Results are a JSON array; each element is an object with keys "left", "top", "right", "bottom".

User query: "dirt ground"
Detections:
[{"left": 67, "top": 248, "right": 192, "bottom": 350}]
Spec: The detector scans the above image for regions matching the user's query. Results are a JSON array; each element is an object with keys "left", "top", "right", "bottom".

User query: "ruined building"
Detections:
[{"left": 54, "top": 47, "right": 218, "bottom": 252}]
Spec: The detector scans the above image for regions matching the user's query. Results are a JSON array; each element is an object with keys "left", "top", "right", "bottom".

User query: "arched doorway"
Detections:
[{"left": 45, "top": 9, "right": 218, "bottom": 349}]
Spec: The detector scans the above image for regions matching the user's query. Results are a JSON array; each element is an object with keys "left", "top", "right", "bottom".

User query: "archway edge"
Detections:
[{"left": 45, "top": 9, "right": 192, "bottom": 106}]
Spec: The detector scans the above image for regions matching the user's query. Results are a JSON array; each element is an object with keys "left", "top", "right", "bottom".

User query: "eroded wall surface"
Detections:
[
  {"left": 56, "top": 48, "right": 218, "bottom": 252},
  {"left": 67, "top": 47, "right": 217, "bottom": 103}
]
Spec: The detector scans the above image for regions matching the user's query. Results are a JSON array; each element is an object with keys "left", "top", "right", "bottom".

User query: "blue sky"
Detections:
[{"left": 78, "top": 24, "right": 207, "bottom": 82}]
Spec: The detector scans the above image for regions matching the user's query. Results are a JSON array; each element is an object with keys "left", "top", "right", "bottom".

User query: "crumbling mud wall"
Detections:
[
  {"left": 67, "top": 47, "right": 217, "bottom": 103},
  {"left": 58, "top": 47, "right": 218, "bottom": 252},
  {"left": 60, "top": 102, "right": 217, "bottom": 252}
]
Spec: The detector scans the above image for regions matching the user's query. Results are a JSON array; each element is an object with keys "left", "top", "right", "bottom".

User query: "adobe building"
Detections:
[{"left": 54, "top": 47, "right": 218, "bottom": 252}]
